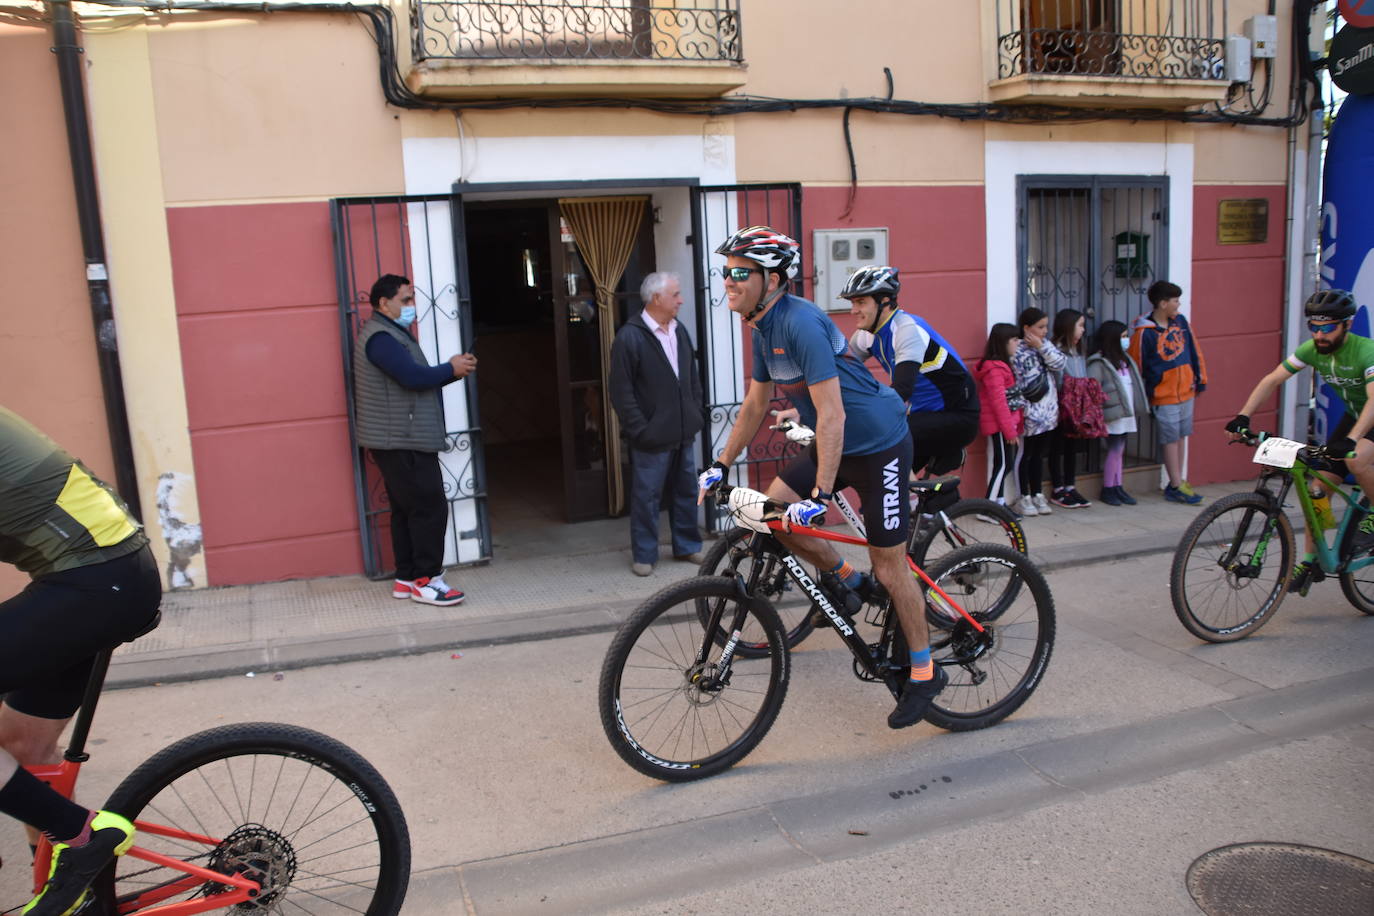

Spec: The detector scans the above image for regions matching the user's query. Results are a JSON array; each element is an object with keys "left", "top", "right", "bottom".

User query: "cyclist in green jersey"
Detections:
[
  {"left": 1226, "top": 290, "right": 1374, "bottom": 590},
  {"left": 1, "top": 406, "right": 161, "bottom": 915}
]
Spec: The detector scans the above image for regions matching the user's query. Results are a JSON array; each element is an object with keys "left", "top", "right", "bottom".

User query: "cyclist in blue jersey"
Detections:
[
  {"left": 840, "top": 265, "right": 981, "bottom": 475},
  {"left": 697, "top": 227, "right": 948, "bottom": 729}
]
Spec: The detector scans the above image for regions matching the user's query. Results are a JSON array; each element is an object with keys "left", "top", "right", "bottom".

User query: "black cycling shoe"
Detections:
[
  {"left": 888, "top": 665, "right": 949, "bottom": 730},
  {"left": 1287, "top": 561, "right": 1324, "bottom": 597},
  {"left": 24, "top": 811, "right": 135, "bottom": 916}
]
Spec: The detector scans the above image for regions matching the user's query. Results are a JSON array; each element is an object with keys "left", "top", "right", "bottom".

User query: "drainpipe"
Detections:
[{"left": 47, "top": 0, "right": 143, "bottom": 518}]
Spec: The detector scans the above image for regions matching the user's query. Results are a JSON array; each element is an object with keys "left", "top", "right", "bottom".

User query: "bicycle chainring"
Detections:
[{"left": 204, "top": 823, "right": 297, "bottom": 910}]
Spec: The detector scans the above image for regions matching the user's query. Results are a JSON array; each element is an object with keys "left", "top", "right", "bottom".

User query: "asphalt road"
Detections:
[{"left": 2, "top": 551, "right": 1371, "bottom": 915}]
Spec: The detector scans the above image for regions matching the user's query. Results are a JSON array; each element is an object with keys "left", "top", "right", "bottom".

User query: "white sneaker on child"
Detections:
[
  {"left": 1033, "top": 493, "right": 1052, "bottom": 514},
  {"left": 1016, "top": 496, "right": 1039, "bottom": 517}
]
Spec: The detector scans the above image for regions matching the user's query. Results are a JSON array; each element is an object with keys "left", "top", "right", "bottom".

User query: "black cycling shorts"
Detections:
[
  {"left": 777, "top": 433, "right": 913, "bottom": 548},
  {"left": 0, "top": 545, "right": 162, "bottom": 719},
  {"left": 908, "top": 409, "right": 980, "bottom": 476}
]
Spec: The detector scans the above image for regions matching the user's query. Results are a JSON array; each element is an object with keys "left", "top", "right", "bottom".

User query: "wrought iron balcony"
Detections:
[
  {"left": 412, "top": 0, "right": 742, "bottom": 63},
  {"left": 996, "top": 0, "right": 1225, "bottom": 81}
]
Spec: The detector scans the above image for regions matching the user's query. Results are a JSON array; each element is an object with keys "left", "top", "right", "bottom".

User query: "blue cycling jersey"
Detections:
[
  {"left": 850, "top": 309, "right": 974, "bottom": 413},
  {"left": 750, "top": 294, "right": 907, "bottom": 456}
]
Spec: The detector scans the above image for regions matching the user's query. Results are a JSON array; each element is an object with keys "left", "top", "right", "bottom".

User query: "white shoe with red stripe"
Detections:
[
  {"left": 411, "top": 575, "right": 465, "bottom": 606},
  {"left": 393, "top": 579, "right": 416, "bottom": 599}
]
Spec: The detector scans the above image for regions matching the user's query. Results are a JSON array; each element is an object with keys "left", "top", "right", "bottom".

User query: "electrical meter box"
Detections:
[
  {"left": 1244, "top": 15, "right": 1278, "bottom": 59},
  {"left": 813, "top": 228, "right": 889, "bottom": 312},
  {"left": 1114, "top": 231, "right": 1151, "bottom": 279},
  {"left": 1224, "top": 35, "right": 1253, "bottom": 82}
]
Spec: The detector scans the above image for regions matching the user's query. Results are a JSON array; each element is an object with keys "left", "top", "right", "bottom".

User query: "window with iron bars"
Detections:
[
  {"left": 995, "top": 0, "right": 1226, "bottom": 80},
  {"left": 411, "top": 0, "right": 743, "bottom": 62}
]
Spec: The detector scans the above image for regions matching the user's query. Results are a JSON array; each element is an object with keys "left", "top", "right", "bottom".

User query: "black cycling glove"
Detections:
[
  {"left": 1224, "top": 414, "right": 1251, "bottom": 435},
  {"left": 1326, "top": 435, "right": 1357, "bottom": 460}
]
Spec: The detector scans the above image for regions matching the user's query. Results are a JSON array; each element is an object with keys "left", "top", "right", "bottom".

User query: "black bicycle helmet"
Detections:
[
  {"left": 838, "top": 265, "right": 900, "bottom": 301},
  {"left": 1304, "top": 288, "right": 1356, "bottom": 321},
  {"left": 715, "top": 226, "right": 801, "bottom": 280}
]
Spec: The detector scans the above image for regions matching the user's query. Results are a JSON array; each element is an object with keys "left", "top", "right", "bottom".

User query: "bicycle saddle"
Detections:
[{"left": 909, "top": 475, "right": 961, "bottom": 494}]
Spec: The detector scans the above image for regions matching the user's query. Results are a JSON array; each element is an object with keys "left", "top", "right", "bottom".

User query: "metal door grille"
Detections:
[
  {"left": 690, "top": 182, "right": 804, "bottom": 532},
  {"left": 333, "top": 195, "right": 491, "bottom": 577},
  {"left": 1018, "top": 175, "right": 1168, "bottom": 474}
]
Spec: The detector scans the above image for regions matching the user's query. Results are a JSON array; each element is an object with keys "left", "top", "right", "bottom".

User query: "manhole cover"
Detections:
[{"left": 1187, "top": 842, "right": 1374, "bottom": 915}]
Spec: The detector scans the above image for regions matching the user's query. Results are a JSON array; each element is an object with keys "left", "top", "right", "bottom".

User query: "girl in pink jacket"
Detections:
[{"left": 976, "top": 323, "right": 1026, "bottom": 515}]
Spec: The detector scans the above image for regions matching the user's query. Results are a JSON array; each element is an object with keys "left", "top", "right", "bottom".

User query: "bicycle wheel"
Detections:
[
  {"left": 698, "top": 527, "right": 815, "bottom": 656},
  {"left": 1170, "top": 491, "right": 1293, "bottom": 642},
  {"left": 894, "top": 544, "right": 1054, "bottom": 732},
  {"left": 99, "top": 722, "right": 410, "bottom": 915},
  {"left": 909, "top": 498, "right": 1028, "bottom": 569},
  {"left": 1337, "top": 495, "right": 1374, "bottom": 616},
  {"left": 600, "top": 575, "right": 789, "bottom": 782}
]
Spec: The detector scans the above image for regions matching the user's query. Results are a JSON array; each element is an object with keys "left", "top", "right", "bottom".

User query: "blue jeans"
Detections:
[{"left": 629, "top": 442, "right": 702, "bottom": 565}]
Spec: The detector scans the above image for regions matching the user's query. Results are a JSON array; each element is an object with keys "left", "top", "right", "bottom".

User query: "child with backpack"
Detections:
[
  {"left": 1087, "top": 320, "right": 1150, "bottom": 506},
  {"left": 975, "top": 323, "right": 1026, "bottom": 515},
  {"left": 1047, "top": 309, "right": 1101, "bottom": 508}
]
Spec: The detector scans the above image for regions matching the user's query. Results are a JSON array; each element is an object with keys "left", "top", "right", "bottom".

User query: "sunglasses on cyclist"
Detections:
[
  {"left": 724, "top": 266, "right": 763, "bottom": 282},
  {"left": 1308, "top": 320, "right": 1344, "bottom": 334}
]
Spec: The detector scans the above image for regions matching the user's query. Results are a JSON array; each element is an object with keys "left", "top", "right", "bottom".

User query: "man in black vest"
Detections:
[
  {"left": 353, "top": 275, "right": 475, "bottom": 606},
  {"left": 609, "top": 272, "right": 706, "bottom": 576}
]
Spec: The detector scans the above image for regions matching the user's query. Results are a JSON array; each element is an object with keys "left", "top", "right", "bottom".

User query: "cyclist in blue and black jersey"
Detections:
[
  {"left": 697, "top": 227, "right": 948, "bottom": 729},
  {"left": 840, "top": 265, "right": 981, "bottom": 476}
]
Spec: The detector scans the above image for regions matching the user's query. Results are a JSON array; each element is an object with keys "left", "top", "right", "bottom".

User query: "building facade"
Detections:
[{"left": 0, "top": 0, "right": 1321, "bottom": 589}]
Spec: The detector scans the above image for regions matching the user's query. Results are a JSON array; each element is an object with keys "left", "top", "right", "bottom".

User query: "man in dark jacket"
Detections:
[
  {"left": 354, "top": 274, "right": 476, "bottom": 605},
  {"left": 609, "top": 272, "right": 707, "bottom": 576}
]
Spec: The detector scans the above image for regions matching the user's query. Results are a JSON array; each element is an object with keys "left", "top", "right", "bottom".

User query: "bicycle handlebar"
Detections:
[{"left": 1230, "top": 430, "right": 1353, "bottom": 466}]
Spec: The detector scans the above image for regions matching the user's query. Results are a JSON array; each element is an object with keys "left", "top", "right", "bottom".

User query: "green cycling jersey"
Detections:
[{"left": 1282, "top": 333, "right": 1374, "bottom": 418}]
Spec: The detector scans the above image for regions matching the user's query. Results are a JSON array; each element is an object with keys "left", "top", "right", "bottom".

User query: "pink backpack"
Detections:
[{"left": 1058, "top": 377, "right": 1107, "bottom": 439}]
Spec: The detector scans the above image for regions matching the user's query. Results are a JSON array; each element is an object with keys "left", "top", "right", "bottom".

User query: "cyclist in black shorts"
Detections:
[
  {"left": 841, "top": 266, "right": 980, "bottom": 475},
  {"left": 1, "top": 406, "right": 161, "bottom": 915},
  {"left": 698, "top": 227, "right": 949, "bottom": 729}
]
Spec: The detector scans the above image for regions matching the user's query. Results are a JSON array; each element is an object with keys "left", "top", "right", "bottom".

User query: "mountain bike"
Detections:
[
  {"left": 598, "top": 484, "right": 1055, "bottom": 782},
  {"left": 12, "top": 616, "right": 411, "bottom": 915},
  {"left": 1170, "top": 431, "right": 1374, "bottom": 642},
  {"left": 698, "top": 419, "right": 1026, "bottom": 654}
]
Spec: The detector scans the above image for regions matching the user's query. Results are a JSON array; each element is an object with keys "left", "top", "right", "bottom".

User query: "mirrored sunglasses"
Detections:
[
  {"left": 1308, "top": 320, "right": 1342, "bottom": 334},
  {"left": 725, "top": 266, "right": 762, "bottom": 282}
]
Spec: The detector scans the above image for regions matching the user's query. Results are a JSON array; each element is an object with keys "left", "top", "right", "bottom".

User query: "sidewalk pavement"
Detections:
[{"left": 111, "top": 478, "right": 1269, "bottom": 688}]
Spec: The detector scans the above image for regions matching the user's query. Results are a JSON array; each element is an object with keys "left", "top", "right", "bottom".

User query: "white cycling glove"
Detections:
[
  {"left": 697, "top": 461, "right": 727, "bottom": 493},
  {"left": 784, "top": 498, "right": 827, "bottom": 529}
]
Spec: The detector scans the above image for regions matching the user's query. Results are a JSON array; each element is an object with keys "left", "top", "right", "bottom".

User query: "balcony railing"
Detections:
[
  {"left": 412, "top": 0, "right": 742, "bottom": 63},
  {"left": 996, "top": 0, "right": 1225, "bottom": 80}
]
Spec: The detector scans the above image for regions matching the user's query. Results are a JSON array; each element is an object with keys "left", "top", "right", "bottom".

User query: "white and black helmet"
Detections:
[
  {"left": 839, "top": 265, "right": 900, "bottom": 301},
  {"left": 715, "top": 226, "right": 801, "bottom": 280}
]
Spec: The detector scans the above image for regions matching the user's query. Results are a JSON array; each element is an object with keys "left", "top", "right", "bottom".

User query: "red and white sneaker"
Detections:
[
  {"left": 393, "top": 579, "right": 416, "bottom": 599},
  {"left": 411, "top": 575, "right": 464, "bottom": 606}
]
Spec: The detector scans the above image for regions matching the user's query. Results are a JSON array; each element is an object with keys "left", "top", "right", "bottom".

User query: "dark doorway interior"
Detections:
[{"left": 467, "top": 204, "right": 563, "bottom": 553}]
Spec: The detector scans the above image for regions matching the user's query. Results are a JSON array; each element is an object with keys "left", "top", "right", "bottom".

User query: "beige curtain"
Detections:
[{"left": 558, "top": 195, "right": 648, "bottom": 516}]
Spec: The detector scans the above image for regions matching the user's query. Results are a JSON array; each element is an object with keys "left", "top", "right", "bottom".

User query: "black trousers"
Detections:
[{"left": 371, "top": 449, "right": 447, "bottom": 582}]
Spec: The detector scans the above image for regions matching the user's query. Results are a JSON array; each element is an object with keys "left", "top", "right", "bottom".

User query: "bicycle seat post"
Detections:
[{"left": 62, "top": 648, "right": 114, "bottom": 764}]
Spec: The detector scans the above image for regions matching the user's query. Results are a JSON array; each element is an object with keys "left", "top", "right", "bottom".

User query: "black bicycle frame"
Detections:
[{"left": 700, "top": 531, "right": 896, "bottom": 688}]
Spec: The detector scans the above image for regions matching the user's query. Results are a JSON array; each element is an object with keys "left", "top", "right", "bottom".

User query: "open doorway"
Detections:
[{"left": 467, "top": 199, "right": 658, "bottom": 550}]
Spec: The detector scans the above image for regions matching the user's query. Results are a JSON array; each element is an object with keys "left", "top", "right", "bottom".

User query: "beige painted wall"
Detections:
[
  {"left": 0, "top": 24, "right": 120, "bottom": 596},
  {"left": 85, "top": 23, "right": 207, "bottom": 589},
  {"left": 147, "top": 12, "right": 405, "bottom": 204}
]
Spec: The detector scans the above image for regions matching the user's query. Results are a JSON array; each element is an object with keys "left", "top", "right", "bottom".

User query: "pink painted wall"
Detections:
[
  {"left": 1188, "top": 185, "right": 1287, "bottom": 485},
  {"left": 167, "top": 202, "right": 362, "bottom": 584}
]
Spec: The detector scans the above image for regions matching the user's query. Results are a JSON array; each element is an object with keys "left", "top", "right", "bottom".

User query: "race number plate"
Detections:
[{"left": 1253, "top": 437, "right": 1303, "bottom": 469}]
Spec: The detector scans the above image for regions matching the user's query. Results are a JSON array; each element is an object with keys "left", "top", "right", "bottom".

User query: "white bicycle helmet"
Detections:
[
  {"left": 715, "top": 226, "right": 801, "bottom": 280},
  {"left": 838, "top": 265, "right": 900, "bottom": 301}
]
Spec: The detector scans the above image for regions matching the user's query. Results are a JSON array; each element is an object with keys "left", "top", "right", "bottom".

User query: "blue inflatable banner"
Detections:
[{"left": 1314, "top": 93, "right": 1374, "bottom": 442}]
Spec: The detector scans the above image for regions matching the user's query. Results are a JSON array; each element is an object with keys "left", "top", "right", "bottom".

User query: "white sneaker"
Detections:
[
  {"left": 392, "top": 579, "right": 415, "bottom": 599},
  {"left": 411, "top": 575, "right": 464, "bottom": 606},
  {"left": 1033, "top": 493, "right": 1052, "bottom": 514},
  {"left": 1016, "top": 496, "right": 1039, "bottom": 517}
]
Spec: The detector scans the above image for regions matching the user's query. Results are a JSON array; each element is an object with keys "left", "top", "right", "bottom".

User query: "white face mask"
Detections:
[{"left": 1120, "top": 335, "right": 1131, "bottom": 346}]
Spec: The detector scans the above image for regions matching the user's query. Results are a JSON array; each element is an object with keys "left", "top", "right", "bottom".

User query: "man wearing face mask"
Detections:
[
  {"left": 841, "top": 266, "right": 980, "bottom": 476},
  {"left": 354, "top": 274, "right": 476, "bottom": 606}
]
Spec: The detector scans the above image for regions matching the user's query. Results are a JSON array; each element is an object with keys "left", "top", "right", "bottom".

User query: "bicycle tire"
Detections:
[
  {"left": 698, "top": 527, "right": 816, "bottom": 656},
  {"left": 599, "top": 575, "right": 789, "bottom": 782},
  {"left": 1170, "top": 491, "right": 1293, "bottom": 642},
  {"left": 98, "top": 722, "right": 410, "bottom": 916},
  {"left": 908, "top": 498, "right": 1029, "bottom": 569},
  {"left": 1337, "top": 495, "right": 1374, "bottom": 616},
  {"left": 892, "top": 544, "right": 1054, "bottom": 732}
]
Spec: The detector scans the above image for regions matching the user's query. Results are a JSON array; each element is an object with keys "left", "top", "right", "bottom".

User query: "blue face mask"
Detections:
[{"left": 395, "top": 305, "right": 416, "bottom": 329}]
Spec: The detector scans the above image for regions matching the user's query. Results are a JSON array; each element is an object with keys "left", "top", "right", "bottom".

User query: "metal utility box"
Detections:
[
  {"left": 813, "top": 228, "right": 889, "bottom": 311},
  {"left": 1224, "top": 34, "right": 1253, "bottom": 83},
  {"left": 1244, "top": 15, "right": 1278, "bottom": 59}
]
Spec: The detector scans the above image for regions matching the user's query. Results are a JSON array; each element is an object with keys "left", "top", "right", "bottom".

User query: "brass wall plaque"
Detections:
[{"left": 1218, "top": 199, "right": 1269, "bottom": 245}]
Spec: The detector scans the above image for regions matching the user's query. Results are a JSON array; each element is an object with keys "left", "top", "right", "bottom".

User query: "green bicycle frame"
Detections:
[{"left": 1267, "top": 458, "right": 1374, "bottom": 576}]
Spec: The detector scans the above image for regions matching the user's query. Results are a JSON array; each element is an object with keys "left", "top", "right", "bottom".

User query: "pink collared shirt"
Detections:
[{"left": 642, "top": 311, "right": 679, "bottom": 378}]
